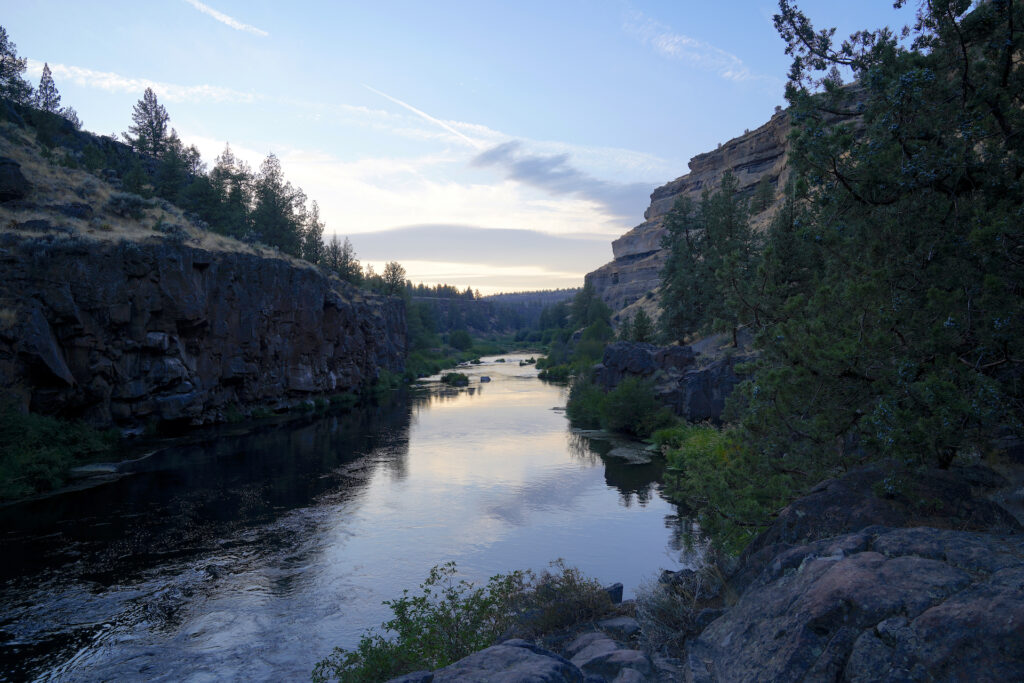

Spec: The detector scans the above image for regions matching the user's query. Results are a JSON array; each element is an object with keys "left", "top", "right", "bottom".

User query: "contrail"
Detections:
[{"left": 363, "top": 84, "right": 482, "bottom": 149}]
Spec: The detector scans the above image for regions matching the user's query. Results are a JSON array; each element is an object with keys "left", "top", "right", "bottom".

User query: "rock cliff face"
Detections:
[
  {"left": 0, "top": 233, "right": 406, "bottom": 428},
  {"left": 586, "top": 109, "right": 791, "bottom": 317}
]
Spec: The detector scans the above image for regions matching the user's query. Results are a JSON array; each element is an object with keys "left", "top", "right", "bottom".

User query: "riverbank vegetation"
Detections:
[
  {"left": 563, "top": 1, "right": 1024, "bottom": 552},
  {"left": 0, "top": 402, "right": 119, "bottom": 501},
  {"left": 312, "top": 560, "right": 610, "bottom": 683}
]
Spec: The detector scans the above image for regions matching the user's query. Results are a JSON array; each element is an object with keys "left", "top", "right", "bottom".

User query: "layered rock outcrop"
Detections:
[
  {"left": 592, "top": 340, "right": 748, "bottom": 423},
  {"left": 0, "top": 232, "right": 405, "bottom": 428},
  {"left": 586, "top": 109, "right": 791, "bottom": 317}
]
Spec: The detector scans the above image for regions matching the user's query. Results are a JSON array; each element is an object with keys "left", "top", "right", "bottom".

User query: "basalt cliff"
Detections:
[
  {"left": 586, "top": 108, "right": 791, "bottom": 320},
  {"left": 0, "top": 128, "right": 405, "bottom": 430}
]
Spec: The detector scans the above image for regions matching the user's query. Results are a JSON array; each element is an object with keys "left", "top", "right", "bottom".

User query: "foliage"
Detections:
[
  {"left": 105, "top": 191, "right": 151, "bottom": 219},
  {"left": 565, "top": 376, "right": 606, "bottom": 429},
  {"left": 659, "top": 172, "right": 761, "bottom": 345},
  {"left": 601, "top": 377, "right": 676, "bottom": 437},
  {"left": 123, "top": 87, "right": 170, "bottom": 158},
  {"left": 0, "top": 25, "right": 33, "bottom": 104},
  {"left": 0, "top": 403, "right": 120, "bottom": 501},
  {"left": 448, "top": 329, "right": 473, "bottom": 351},
  {"left": 34, "top": 63, "right": 60, "bottom": 113},
  {"left": 661, "top": 423, "right": 793, "bottom": 554},
  {"left": 311, "top": 561, "right": 609, "bottom": 683},
  {"left": 381, "top": 261, "right": 407, "bottom": 296},
  {"left": 440, "top": 372, "right": 469, "bottom": 387},
  {"left": 624, "top": 308, "right": 656, "bottom": 343},
  {"left": 739, "top": 0, "right": 1024, "bottom": 473}
]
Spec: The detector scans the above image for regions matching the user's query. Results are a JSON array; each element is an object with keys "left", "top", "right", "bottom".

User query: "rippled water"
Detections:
[{"left": 0, "top": 356, "right": 690, "bottom": 681}]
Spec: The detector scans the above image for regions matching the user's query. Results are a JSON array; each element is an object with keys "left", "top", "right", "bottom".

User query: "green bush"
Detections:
[
  {"left": 0, "top": 403, "right": 120, "bottom": 501},
  {"left": 565, "top": 377, "right": 605, "bottom": 429},
  {"left": 448, "top": 329, "right": 473, "bottom": 351},
  {"left": 601, "top": 377, "right": 676, "bottom": 438},
  {"left": 440, "top": 372, "right": 469, "bottom": 387},
  {"left": 312, "top": 561, "right": 610, "bottom": 683},
  {"left": 537, "top": 364, "right": 571, "bottom": 383},
  {"left": 663, "top": 423, "right": 794, "bottom": 554}
]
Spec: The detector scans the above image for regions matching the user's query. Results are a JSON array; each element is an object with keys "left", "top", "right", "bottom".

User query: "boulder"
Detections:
[
  {"left": 592, "top": 341, "right": 741, "bottom": 423},
  {"left": 0, "top": 157, "right": 30, "bottom": 202},
  {"left": 686, "top": 527, "right": 1024, "bottom": 682},
  {"left": 426, "top": 639, "right": 584, "bottom": 682}
]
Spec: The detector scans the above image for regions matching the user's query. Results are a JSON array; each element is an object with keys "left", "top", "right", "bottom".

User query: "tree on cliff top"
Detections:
[
  {"left": 0, "top": 26, "right": 32, "bottom": 104},
  {"left": 124, "top": 87, "right": 170, "bottom": 158},
  {"left": 34, "top": 63, "right": 59, "bottom": 113}
]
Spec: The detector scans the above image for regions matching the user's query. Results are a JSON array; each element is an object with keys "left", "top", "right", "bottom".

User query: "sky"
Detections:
[{"left": 5, "top": 1, "right": 917, "bottom": 293}]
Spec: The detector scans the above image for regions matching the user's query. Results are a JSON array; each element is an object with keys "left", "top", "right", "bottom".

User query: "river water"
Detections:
[{"left": 0, "top": 356, "right": 690, "bottom": 681}]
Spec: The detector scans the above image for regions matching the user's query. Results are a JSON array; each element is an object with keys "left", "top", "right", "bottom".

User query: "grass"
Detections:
[{"left": 0, "top": 403, "right": 121, "bottom": 502}]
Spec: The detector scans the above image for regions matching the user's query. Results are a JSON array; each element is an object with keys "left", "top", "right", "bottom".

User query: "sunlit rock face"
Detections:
[
  {"left": 0, "top": 236, "right": 406, "bottom": 428},
  {"left": 587, "top": 109, "right": 791, "bottom": 317}
]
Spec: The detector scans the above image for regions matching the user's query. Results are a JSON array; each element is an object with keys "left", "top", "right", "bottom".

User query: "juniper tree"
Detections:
[
  {"left": 735, "top": 0, "right": 1024, "bottom": 473},
  {"left": 34, "top": 63, "right": 60, "bottom": 112},
  {"left": 302, "top": 201, "right": 326, "bottom": 264},
  {"left": 0, "top": 26, "right": 32, "bottom": 104},
  {"left": 124, "top": 87, "right": 170, "bottom": 157},
  {"left": 251, "top": 153, "right": 305, "bottom": 255}
]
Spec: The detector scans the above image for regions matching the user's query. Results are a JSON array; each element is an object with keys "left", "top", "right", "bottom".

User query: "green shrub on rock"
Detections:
[{"left": 312, "top": 561, "right": 610, "bottom": 683}]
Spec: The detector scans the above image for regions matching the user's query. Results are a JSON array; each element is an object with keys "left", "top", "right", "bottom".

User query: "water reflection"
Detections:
[{"left": 1, "top": 355, "right": 689, "bottom": 681}]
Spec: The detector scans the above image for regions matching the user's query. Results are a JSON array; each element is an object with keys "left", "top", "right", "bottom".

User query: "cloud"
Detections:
[
  {"left": 26, "top": 59, "right": 259, "bottom": 104},
  {"left": 348, "top": 224, "right": 611, "bottom": 273},
  {"left": 624, "top": 9, "right": 771, "bottom": 84},
  {"left": 182, "top": 0, "right": 268, "bottom": 37},
  {"left": 471, "top": 141, "right": 652, "bottom": 219}
]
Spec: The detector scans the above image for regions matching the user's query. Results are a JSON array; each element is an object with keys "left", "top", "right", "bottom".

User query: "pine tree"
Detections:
[
  {"left": 251, "top": 153, "right": 304, "bottom": 256},
  {"left": 301, "top": 200, "right": 325, "bottom": 264},
  {"left": 0, "top": 26, "right": 32, "bottom": 104},
  {"left": 630, "top": 308, "right": 655, "bottom": 343},
  {"left": 658, "top": 197, "right": 712, "bottom": 343},
  {"left": 34, "top": 63, "right": 60, "bottom": 112},
  {"left": 739, "top": 1, "right": 1024, "bottom": 472},
  {"left": 209, "top": 144, "right": 252, "bottom": 238},
  {"left": 124, "top": 87, "right": 170, "bottom": 158},
  {"left": 337, "top": 236, "right": 361, "bottom": 284}
]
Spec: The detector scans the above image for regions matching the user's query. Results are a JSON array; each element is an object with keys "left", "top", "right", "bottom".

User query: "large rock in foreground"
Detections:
[
  {"left": 0, "top": 234, "right": 406, "bottom": 427},
  {"left": 687, "top": 526, "right": 1024, "bottom": 682}
]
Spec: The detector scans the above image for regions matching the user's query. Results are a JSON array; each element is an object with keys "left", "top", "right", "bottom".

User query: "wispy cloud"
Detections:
[
  {"left": 363, "top": 85, "right": 484, "bottom": 149},
  {"left": 182, "top": 0, "right": 268, "bottom": 37},
  {"left": 26, "top": 59, "right": 259, "bottom": 103},
  {"left": 471, "top": 141, "right": 652, "bottom": 219},
  {"left": 624, "top": 9, "right": 769, "bottom": 84}
]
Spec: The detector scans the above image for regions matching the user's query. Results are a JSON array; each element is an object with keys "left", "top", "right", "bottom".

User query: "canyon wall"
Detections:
[
  {"left": 0, "top": 234, "right": 406, "bottom": 428},
  {"left": 586, "top": 108, "right": 791, "bottom": 319}
]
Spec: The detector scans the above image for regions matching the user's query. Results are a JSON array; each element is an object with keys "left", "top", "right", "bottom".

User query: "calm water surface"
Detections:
[{"left": 0, "top": 356, "right": 691, "bottom": 681}]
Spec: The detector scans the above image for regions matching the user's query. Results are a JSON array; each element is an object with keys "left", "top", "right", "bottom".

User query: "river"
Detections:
[{"left": 0, "top": 355, "right": 691, "bottom": 681}]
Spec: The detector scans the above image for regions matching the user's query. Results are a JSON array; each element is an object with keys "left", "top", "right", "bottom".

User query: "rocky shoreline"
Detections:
[{"left": 399, "top": 460, "right": 1024, "bottom": 682}]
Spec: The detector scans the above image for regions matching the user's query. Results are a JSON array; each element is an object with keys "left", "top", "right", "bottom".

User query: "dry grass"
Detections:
[{"left": 0, "top": 122, "right": 320, "bottom": 272}]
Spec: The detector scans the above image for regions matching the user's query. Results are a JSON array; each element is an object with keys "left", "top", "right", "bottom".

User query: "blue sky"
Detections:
[{"left": 6, "top": 1, "right": 916, "bottom": 292}]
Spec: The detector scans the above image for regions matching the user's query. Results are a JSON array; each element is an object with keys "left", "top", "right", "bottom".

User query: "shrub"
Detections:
[
  {"left": 537, "top": 364, "right": 571, "bottom": 383},
  {"left": 565, "top": 376, "right": 605, "bottom": 429},
  {"left": 448, "top": 329, "right": 473, "bottom": 351},
  {"left": 312, "top": 561, "right": 610, "bottom": 683},
  {"left": 105, "top": 191, "right": 150, "bottom": 219},
  {"left": 663, "top": 423, "right": 794, "bottom": 554},
  {"left": 0, "top": 403, "right": 120, "bottom": 501},
  {"left": 440, "top": 372, "right": 469, "bottom": 387},
  {"left": 601, "top": 377, "right": 676, "bottom": 438}
]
